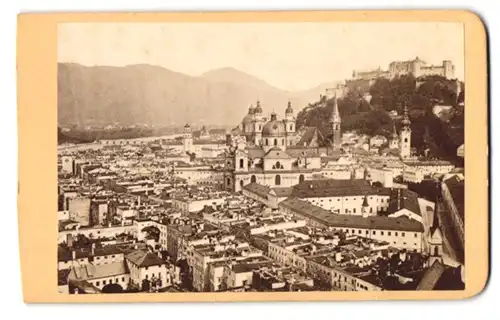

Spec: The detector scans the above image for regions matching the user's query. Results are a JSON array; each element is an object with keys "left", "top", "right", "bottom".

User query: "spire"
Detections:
[
  {"left": 330, "top": 96, "right": 341, "bottom": 123},
  {"left": 402, "top": 103, "right": 411, "bottom": 127},
  {"left": 392, "top": 122, "right": 398, "bottom": 139},
  {"left": 431, "top": 183, "right": 442, "bottom": 234},
  {"left": 362, "top": 195, "right": 369, "bottom": 207}
]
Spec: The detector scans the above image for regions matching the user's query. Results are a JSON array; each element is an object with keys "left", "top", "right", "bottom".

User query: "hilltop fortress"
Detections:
[
  {"left": 352, "top": 56, "right": 456, "bottom": 82},
  {"left": 324, "top": 57, "right": 457, "bottom": 99}
]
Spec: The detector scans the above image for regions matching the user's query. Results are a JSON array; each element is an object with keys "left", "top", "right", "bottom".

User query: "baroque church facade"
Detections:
[{"left": 224, "top": 98, "right": 343, "bottom": 192}]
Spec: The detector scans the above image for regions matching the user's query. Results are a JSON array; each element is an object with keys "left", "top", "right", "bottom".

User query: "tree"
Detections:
[{"left": 141, "top": 226, "right": 160, "bottom": 242}]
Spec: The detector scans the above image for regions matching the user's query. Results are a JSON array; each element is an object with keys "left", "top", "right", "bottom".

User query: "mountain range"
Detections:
[{"left": 58, "top": 63, "right": 339, "bottom": 128}]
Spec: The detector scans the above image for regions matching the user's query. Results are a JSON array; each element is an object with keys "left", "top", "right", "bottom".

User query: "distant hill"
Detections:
[{"left": 58, "top": 63, "right": 321, "bottom": 128}]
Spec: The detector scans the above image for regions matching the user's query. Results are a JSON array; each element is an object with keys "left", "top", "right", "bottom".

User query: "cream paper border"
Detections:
[{"left": 17, "top": 10, "right": 488, "bottom": 303}]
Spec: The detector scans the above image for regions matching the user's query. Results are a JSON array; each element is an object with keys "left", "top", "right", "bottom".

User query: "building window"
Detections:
[
  {"left": 274, "top": 139, "right": 278, "bottom": 146},
  {"left": 251, "top": 175, "right": 256, "bottom": 183},
  {"left": 358, "top": 230, "right": 361, "bottom": 234},
  {"left": 96, "top": 281, "right": 100, "bottom": 286},
  {"left": 103, "top": 280, "right": 107, "bottom": 285},
  {"left": 381, "top": 231, "right": 384, "bottom": 236},
  {"left": 366, "top": 230, "right": 369, "bottom": 235},
  {"left": 395, "top": 232, "right": 398, "bottom": 236},
  {"left": 240, "top": 180, "right": 244, "bottom": 188},
  {"left": 226, "top": 178, "right": 231, "bottom": 186},
  {"left": 373, "top": 231, "right": 376, "bottom": 235},
  {"left": 299, "top": 174, "right": 305, "bottom": 183},
  {"left": 388, "top": 232, "right": 391, "bottom": 236},
  {"left": 281, "top": 139, "right": 285, "bottom": 145},
  {"left": 434, "top": 246, "right": 439, "bottom": 256},
  {"left": 414, "top": 233, "right": 418, "bottom": 238},
  {"left": 266, "top": 139, "right": 269, "bottom": 146},
  {"left": 122, "top": 277, "right": 125, "bottom": 282},
  {"left": 353, "top": 208, "right": 356, "bottom": 213},
  {"left": 370, "top": 208, "right": 373, "bottom": 213},
  {"left": 239, "top": 159, "right": 244, "bottom": 169},
  {"left": 402, "top": 232, "right": 405, "bottom": 237},
  {"left": 404, "top": 138, "right": 408, "bottom": 143},
  {"left": 275, "top": 175, "right": 281, "bottom": 185}
]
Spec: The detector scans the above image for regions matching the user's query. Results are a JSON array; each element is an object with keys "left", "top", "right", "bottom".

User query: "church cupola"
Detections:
[
  {"left": 254, "top": 100, "right": 263, "bottom": 115},
  {"left": 401, "top": 104, "right": 412, "bottom": 128},
  {"left": 270, "top": 111, "right": 277, "bottom": 121},
  {"left": 285, "top": 101, "right": 294, "bottom": 115}
]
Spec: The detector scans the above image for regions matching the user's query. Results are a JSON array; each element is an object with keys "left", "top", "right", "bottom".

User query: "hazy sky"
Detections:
[{"left": 58, "top": 22, "right": 464, "bottom": 91}]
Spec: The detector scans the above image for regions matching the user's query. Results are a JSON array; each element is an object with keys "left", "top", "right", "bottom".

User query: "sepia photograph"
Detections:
[{"left": 56, "top": 22, "right": 466, "bottom": 294}]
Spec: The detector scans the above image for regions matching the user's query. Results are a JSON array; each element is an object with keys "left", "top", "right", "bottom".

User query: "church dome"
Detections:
[
  {"left": 262, "top": 112, "right": 286, "bottom": 137},
  {"left": 242, "top": 105, "right": 255, "bottom": 124},
  {"left": 285, "top": 101, "right": 293, "bottom": 114},
  {"left": 254, "top": 100, "right": 263, "bottom": 114}
]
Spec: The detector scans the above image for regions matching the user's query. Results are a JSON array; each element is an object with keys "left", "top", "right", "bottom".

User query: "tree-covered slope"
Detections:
[{"left": 296, "top": 74, "right": 464, "bottom": 161}]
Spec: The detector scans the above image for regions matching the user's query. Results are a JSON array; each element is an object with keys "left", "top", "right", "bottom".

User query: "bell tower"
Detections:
[
  {"left": 399, "top": 103, "right": 412, "bottom": 159},
  {"left": 284, "top": 101, "right": 295, "bottom": 146},
  {"left": 389, "top": 123, "right": 399, "bottom": 149},
  {"left": 183, "top": 123, "right": 193, "bottom": 153},
  {"left": 330, "top": 96, "right": 342, "bottom": 151}
]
